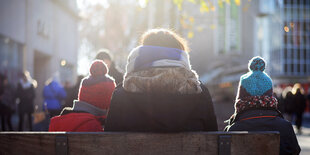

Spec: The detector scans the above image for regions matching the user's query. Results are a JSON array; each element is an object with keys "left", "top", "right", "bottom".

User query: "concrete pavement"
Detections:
[{"left": 295, "top": 113, "right": 310, "bottom": 155}]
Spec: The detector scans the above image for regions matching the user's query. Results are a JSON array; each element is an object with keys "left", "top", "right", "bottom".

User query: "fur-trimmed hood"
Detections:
[
  {"left": 123, "top": 45, "right": 201, "bottom": 94},
  {"left": 123, "top": 67, "right": 202, "bottom": 94}
]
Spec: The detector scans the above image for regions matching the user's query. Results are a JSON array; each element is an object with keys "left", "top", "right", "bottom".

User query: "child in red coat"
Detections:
[{"left": 49, "top": 60, "right": 116, "bottom": 132}]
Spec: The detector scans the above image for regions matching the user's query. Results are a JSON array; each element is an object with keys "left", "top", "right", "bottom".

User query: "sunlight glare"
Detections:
[
  {"left": 284, "top": 26, "right": 289, "bottom": 32},
  {"left": 139, "top": 0, "right": 147, "bottom": 8},
  {"left": 77, "top": 0, "right": 110, "bottom": 11}
]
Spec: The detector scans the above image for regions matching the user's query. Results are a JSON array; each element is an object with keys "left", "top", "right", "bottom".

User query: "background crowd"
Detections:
[{"left": 0, "top": 54, "right": 309, "bottom": 134}]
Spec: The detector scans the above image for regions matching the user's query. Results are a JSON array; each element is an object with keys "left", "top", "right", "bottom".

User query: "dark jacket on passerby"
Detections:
[
  {"left": 95, "top": 51, "right": 123, "bottom": 85},
  {"left": 109, "top": 63, "right": 123, "bottom": 85},
  {"left": 0, "top": 74, "right": 4, "bottom": 96},
  {"left": 16, "top": 81, "right": 35, "bottom": 114},
  {"left": 294, "top": 90, "right": 306, "bottom": 131},
  {"left": 225, "top": 108, "right": 301, "bottom": 155},
  {"left": 64, "top": 86, "right": 73, "bottom": 107},
  {"left": 0, "top": 74, "right": 4, "bottom": 113},
  {"left": 277, "top": 93, "right": 285, "bottom": 114},
  {"left": 49, "top": 101, "right": 106, "bottom": 132},
  {"left": 284, "top": 91, "right": 295, "bottom": 114},
  {"left": 0, "top": 77, "right": 15, "bottom": 131},
  {"left": 64, "top": 76, "right": 84, "bottom": 107},
  {"left": 294, "top": 91, "right": 306, "bottom": 114},
  {"left": 105, "top": 84, "right": 218, "bottom": 132},
  {"left": 1, "top": 83, "right": 16, "bottom": 113}
]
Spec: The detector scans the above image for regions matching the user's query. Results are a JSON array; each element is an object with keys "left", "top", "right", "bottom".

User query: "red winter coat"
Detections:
[{"left": 49, "top": 113, "right": 104, "bottom": 132}]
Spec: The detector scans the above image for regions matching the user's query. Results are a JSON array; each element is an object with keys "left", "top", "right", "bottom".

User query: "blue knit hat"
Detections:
[{"left": 236, "top": 56, "right": 273, "bottom": 100}]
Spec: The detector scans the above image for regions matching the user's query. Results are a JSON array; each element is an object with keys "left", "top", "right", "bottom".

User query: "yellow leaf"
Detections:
[
  {"left": 210, "top": 24, "right": 216, "bottom": 30},
  {"left": 218, "top": 0, "right": 223, "bottom": 8},
  {"left": 235, "top": 0, "right": 241, "bottom": 6},
  {"left": 189, "top": 17, "right": 195, "bottom": 23},
  {"left": 187, "top": 0, "right": 196, "bottom": 4},
  {"left": 187, "top": 31, "right": 194, "bottom": 39},
  {"left": 197, "top": 26, "right": 204, "bottom": 32},
  {"left": 178, "top": 3, "right": 182, "bottom": 10},
  {"left": 180, "top": 18, "right": 188, "bottom": 29},
  {"left": 200, "top": 1, "right": 209, "bottom": 13},
  {"left": 173, "top": 0, "right": 184, "bottom": 10},
  {"left": 211, "top": 5, "right": 216, "bottom": 11},
  {"left": 226, "top": 0, "right": 230, "bottom": 5}
]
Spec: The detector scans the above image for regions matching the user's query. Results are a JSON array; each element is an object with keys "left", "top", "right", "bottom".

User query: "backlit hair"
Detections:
[
  {"left": 292, "top": 83, "right": 304, "bottom": 95},
  {"left": 139, "top": 28, "right": 189, "bottom": 52}
]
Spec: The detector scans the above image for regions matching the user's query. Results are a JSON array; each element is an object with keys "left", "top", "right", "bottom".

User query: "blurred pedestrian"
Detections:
[
  {"left": 0, "top": 75, "right": 16, "bottom": 131},
  {"left": 0, "top": 73, "right": 4, "bottom": 97},
  {"left": 16, "top": 71, "right": 36, "bottom": 131},
  {"left": 282, "top": 86, "right": 295, "bottom": 122},
  {"left": 224, "top": 56, "right": 300, "bottom": 155},
  {"left": 64, "top": 75, "right": 84, "bottom": 108},
  {"left": 43, "top": 73, "right": 67, "bottom": 117},
  {"left": 49, "top": 60, "right": 115, "bottom": 132},
  {"left": 0, "top": 73, "right": 4, "bottom": 130},
  {"left": 274, "top": 85, "right": 285, "bottom": 113},
  {"left": 105, "top": 28, "right": 218, "bottom": 132},
  {"left": 308, "top": 87, "right": 310, "bottom": 109},
  {"left": 292, "top": 83, "right": 306, "bottom": 134},
  {"left": 95, "top": 50, "right": 123, "bottom": 85}
]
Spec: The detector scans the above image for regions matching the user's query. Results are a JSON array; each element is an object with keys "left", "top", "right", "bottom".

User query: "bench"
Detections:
[{"left": 0, "top": 131, "right": 279, "bottom": 155}]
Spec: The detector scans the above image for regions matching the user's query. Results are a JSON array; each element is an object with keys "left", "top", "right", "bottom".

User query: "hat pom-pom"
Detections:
[
  {"left": 90, "top": 60, "right": 108, "bottom": 76},
  {"left": 249, "top": 56, "right": 266, "bottom": 72}
]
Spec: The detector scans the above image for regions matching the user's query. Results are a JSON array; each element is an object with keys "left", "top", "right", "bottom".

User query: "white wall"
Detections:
[
  {"left": 0, "top": 0, "right": 26, "bottom": 44},
  {"left": 54, "top": 6, "right": 78, "bottom": 65},
  {"left": 24, "top": 0, "right": 78, "bottom": 79},
  {"left": 27, "top": 0, "right": 54, "bottom": 56}
]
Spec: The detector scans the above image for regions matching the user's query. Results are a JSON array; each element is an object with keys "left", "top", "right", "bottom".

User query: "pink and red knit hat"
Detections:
[{"left": 78, "top": 60, "right": 116, "bottom": 110}]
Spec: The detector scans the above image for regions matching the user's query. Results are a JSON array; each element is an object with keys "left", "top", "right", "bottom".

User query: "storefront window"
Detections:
[
  {"left": 0, "top": 35, "right": 23, "bottom": 85},
  {"left": 217, "top": 2, "right": 241, "bottom": 54}
]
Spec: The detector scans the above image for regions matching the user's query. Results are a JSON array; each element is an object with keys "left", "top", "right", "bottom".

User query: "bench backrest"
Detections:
[{"left": 0, "top": 131, "right": 279, "bottom": 155}]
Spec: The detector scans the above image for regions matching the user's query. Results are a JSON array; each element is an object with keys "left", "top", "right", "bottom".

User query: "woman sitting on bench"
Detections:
[{"left": 105, "top": 28, "right": 218, "bottom": 132}]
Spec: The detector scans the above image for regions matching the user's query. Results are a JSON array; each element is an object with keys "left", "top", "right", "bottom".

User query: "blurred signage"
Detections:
[
  {"left": 219, "top": 82, "right": 232, "bottom": 88},
  {"left": 37, "top": 19, "right": 50, "bottom": 39}
]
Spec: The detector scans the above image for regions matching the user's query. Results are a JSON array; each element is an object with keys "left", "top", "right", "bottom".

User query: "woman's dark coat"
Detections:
[{"left": 105, "top": 84, "right": 218, "bottom": 132}]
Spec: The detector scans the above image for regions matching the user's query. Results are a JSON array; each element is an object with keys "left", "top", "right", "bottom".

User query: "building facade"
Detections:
[
  {"left": 0, "top": 0, "right": 79, "bottom": 108},
  {"left": 178, "top": 0, "right": 310, "bottom": 101},
  {"left": 271, "top": 0, "right": 310, "bottom": 84}
]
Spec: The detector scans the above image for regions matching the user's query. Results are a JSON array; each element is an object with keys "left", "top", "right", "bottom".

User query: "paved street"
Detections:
[
  {"left": 297, "top": 127, "right": 310, "bottom": 155},
  {"left": 295, "top": 113, "right": 310, "bottom": 155}
]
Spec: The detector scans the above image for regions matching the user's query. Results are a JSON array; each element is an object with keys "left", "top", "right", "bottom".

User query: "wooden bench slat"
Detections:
[{"left": 0, "top": 131, "right": 280, "bottom": 155}]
